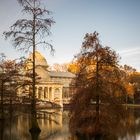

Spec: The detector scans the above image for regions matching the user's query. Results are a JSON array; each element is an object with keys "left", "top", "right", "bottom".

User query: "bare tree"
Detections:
[
  {"left": 3, "top": 0, "right": 55, "bottom": 116},
  {"left": 3, "top": 0, "right": 55, "bottom": 133}
]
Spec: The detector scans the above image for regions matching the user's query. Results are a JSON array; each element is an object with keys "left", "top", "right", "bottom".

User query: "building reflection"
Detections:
[
  {"left": 37, "top": 109, "right": 63, "bottom": 139},
  {"left": 0, "top": 109, "right": 64, "bottom": 140},
  {"left": 1, "top": 108, "right": 140, "bottom": 140}
]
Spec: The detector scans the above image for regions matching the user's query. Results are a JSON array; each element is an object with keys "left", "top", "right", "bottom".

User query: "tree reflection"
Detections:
[
  {"left": 69, "top": 106, "right": 140, "bottom": 140},
  {"left": 29, "top": 109, "right": 41, "bottom": 140},
  {"left": 69, "top": 103, "right": 127, "bottom": 140},
  {"left": 29, "top": 109, "right": 64, "bottom": 140},
  {"left": 0, "top": 120, "right": 4, "bottom": 140},
  {"left": 30, "top": 127, "right": 40, "bottom": 140}
]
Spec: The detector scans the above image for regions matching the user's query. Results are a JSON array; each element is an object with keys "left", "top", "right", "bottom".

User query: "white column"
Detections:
[
  {"left": 51, "top": 87, "right": 55, "bottom": 101},
  {"left": 59, "top": 86, "right": 63, "bottom": 107},
  {"left": 47, "top": 86, "right": 49, "bottom": 100},
  {"left": 35, "top": 86, "right": 38, "bottom": 99},
  {"left": 48, "top": 86, "right": 50, "bottom": 101},
  {"left": 38, "top": 87, "right": 41, "bottom": 100},
  {"left": 41, "top": 87, "right": 44, "bottom": 100},
  {"left": 49, "top": 87, "right": 52, "bottom": 101}
]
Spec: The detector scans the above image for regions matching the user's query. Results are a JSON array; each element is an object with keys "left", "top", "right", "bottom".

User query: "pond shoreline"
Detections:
[{"left": 2, "top": 103, "right": 140, "bottom": 112}]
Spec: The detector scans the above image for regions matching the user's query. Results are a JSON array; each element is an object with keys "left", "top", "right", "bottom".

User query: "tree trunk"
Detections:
[
  {"left": 95, "top": 60, "right": 100, "bottom": 131},
  {"left": 30, "top": 0, "right": 41, "bottom": 133},
  {"left": 96, "top": 61, "right": 99, "bottom": 113},
  {"left": 32, "top": 1, "right": 36, "bottom": 114},
  {"left": 95, "top": 45, "right": 100, "bottom": 133},
  {"left": 95, "top": 43, "right": 100, "bottom": 114}
]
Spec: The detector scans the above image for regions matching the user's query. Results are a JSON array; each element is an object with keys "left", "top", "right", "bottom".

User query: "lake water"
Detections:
[{"left": 1, "top": 108, "right": 140, "bottom": 140}]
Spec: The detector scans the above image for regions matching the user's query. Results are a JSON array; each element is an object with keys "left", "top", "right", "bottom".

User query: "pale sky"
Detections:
[{"left": 0, "top": 0, "right": 140, "bottom": 70}]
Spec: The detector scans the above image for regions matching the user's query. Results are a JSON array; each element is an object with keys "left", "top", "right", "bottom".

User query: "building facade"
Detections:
[{"left": 17, "top": 51, "right": 75, "bottom": 107}]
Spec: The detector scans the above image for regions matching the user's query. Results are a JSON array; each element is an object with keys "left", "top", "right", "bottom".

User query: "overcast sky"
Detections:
[{"left": 0, "top": 0, "right": 140, "bottom": 70}]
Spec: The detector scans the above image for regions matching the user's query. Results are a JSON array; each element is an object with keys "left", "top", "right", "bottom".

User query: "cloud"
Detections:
[
  {"left": 118, "top": 47, "right": 140, "bottom": 71},
  {"left": 118, "top": 47, "right": 140, "bottom": 56}
]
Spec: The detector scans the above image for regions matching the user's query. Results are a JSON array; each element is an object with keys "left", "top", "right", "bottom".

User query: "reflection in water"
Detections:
[
  {"left": 70, "top": 107, "right": 140, "bottom": 140},
  {"left": 0, "top": 120, "right": 4, "bottom": 140},
  {"left": 29, "top": 110, "right": 41, "bottom": 140},
  {"left": 0, "top": 109, "right": 70, "bottom": 140},
  {"left": 0, "top": 108, "right": 140, "bottom": 140},
  {"left": 37, "top": 109, "right": 63, "bottom": 139},
  {"left": 69, "top": 104, "right": 126, "bottom": 140}
]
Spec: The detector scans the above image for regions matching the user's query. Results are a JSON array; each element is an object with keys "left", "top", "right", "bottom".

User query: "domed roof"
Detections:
[
  {"left": 28, "top": 51, "right": 48, "bottom": 67},
  {"left": 25, "top": 51, "right": 50, "bottom": 81}
]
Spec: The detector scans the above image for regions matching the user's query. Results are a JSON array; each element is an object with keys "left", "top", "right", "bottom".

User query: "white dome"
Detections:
[
  {"left": 26, "top": 51, "right": 50, "bottom": 81},
  {"left": 28, "top": 51, "right": 48, "bottom": 67}
]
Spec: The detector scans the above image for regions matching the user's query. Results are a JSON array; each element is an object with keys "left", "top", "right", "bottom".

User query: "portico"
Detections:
[{"left": 35, "top": 82, "right": 63, "bottom": 106}]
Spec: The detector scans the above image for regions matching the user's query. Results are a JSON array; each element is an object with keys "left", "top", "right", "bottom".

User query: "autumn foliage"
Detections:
[{"left": 69, "top": 32, "right": 128, "bottom": 138}]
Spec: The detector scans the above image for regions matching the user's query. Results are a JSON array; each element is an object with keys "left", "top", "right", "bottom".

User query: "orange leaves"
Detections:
[
  {"left": 125, "top": 83, "right": 134, "bottom": 97},
  {"left": 68, "top": 63, "right": 80, "bottom": 74}
]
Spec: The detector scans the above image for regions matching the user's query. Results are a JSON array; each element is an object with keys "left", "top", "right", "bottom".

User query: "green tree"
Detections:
[{"left": 3, "top": 0, "right": 55, "bottom": 130}]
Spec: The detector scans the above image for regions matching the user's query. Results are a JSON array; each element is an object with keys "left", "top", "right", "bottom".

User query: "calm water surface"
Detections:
[{"left": 1, "top": 108, "right": 140, "bottom": 140}]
